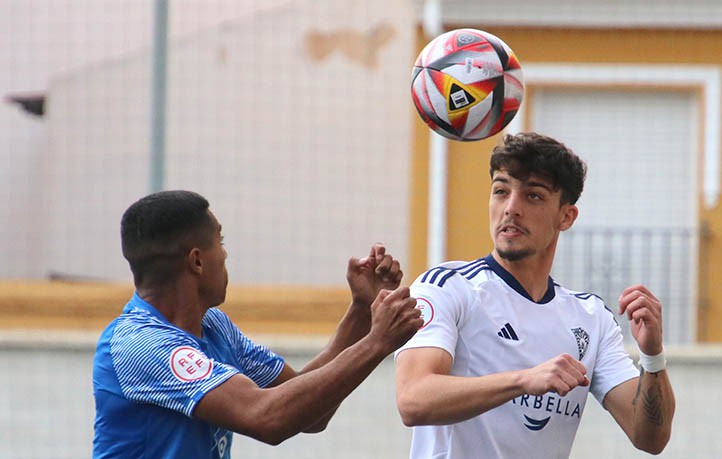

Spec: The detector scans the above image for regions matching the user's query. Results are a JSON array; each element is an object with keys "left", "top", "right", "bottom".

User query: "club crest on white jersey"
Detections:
[{"left": 571, "top": 328, "right": 590, "bottom": 360}]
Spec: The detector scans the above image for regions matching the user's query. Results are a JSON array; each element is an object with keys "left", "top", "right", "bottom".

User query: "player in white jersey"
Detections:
[
  {"left": 395, "top": 132, "right": 675, "bottom": 458},
  {"left": 93, "top": 190, "right": 423, "bottom": 458}
]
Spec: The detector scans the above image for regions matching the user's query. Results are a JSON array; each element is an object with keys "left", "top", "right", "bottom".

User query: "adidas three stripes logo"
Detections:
[{"left": 497, "top": 322, "right": 519, "bottom": 341}]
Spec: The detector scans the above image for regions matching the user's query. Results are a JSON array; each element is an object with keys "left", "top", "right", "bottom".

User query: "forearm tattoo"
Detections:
[{"left": 633, "top": 369, "right": 664, "bottom": 426}]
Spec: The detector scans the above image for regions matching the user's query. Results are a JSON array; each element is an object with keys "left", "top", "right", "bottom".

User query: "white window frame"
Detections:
[{"left": 507, "top": 63, "right": 721, "bottom": 209}]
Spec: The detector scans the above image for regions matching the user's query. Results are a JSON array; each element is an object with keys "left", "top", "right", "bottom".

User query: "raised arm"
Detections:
[
  {"left": 602, "top": 285, "right": 675, "bottom": 454},
  {"left": 396, "top": 347, "right": 589, "bottom": 426},
  {"left": 302, "top": 243, "right": 403, "bottom": 372},
  {"left": 194, "top": 286, "right": 422, "bottom": 445},
  {"left": 268, "top": 243, "right": 403, "bottom": 432}
]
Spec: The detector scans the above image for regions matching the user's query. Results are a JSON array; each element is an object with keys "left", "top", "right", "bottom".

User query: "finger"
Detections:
[
  {"left": 554, "top": 367, "right": 587, "bottom": 395},
  {"left": 619, "top": 285, "right": 660, "bottom": 313},
  {"left": 371, "top": 288, "right": 392, "bottom": 307},
  {"left": 357, "top": 244, "right": 382, "bottom": 268},
  {"left": 618, "top": 288, "right": 647, "bottom": 314},
  {"left": 371, "top": 243, "right": 386, "bottom": 264},
  {"left": 400, "top": 296, "right": 418, "bottom": 310},
  {"left": 375, "top": 254, "right": 394, "bottom": 274},
  {"left": 346, "top": 256, "right": 362, "bottom": 274},
  {"left": 357, "top": 242, "right": 386, "bottom": 267},
  {"left": 557, "top": 354, "right": 588, "bottom": 383},
  {"left": 393, "top": 268, "right": 404, "bottom": 284},
  {"left": 382, "top": 286, "right": 410, "bottom": 303},
  {"left": 571, "top": 359, "right": 588, "bottom": 377},
  {"left": 385, "top": 260, "right": 402, "bottom": 282},
  {"left": 624, "top": 296, "right": 661, "bottom": 322},
  {"left": 553, "top": 381, "right": 573, "bottom": 397},
  {"left": 621, "top": 284, "right": 659, "bottom": 302},
  {"left": 630, "top": 306, "right": 661, "bottom": 327},
  {"left": 404, "top": 306, "right": 424, "bottom": 331},
  {"left": 385, "top": 259, "right": 402, "bottom": 277}
]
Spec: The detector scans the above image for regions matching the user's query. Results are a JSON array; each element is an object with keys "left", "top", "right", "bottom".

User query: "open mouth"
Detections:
[{"left": 499, "top": 224, "right": 525, "bottom": 236}]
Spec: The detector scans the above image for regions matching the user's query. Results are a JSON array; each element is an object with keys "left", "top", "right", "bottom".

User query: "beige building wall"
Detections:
[{"left": 44, "top": 0, "right": 415, "bottom": 285}]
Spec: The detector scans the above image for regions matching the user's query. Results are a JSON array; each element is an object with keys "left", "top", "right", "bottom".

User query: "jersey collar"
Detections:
[
  {"left": 123, "top": 291, "right": 170, "bottom": 323},
  {"left": 124, "top": 292, "right": 210, "bottom": 343},
  {"left": 483, "top": 254, "right": 556, "bottom": 304}
]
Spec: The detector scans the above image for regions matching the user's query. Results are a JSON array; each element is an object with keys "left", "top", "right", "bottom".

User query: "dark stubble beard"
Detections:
[{"left": 496, "top": 247, "right": 534, "bottom": 262}]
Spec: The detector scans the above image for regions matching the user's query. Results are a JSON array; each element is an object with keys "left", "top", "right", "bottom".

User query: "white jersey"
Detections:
[{"left": 396, "top": 255, "right": 638, "bottom": 459}]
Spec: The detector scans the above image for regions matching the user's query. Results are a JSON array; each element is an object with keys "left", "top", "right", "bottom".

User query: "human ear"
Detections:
[
  {"left": 188, "top": 247, "right": 203, "bottom": 275},
  {"left": 559, "top": 204, "right": 578, "bottom": 231}
]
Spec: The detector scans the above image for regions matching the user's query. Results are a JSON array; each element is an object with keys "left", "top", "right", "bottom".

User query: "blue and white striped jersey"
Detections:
[
  {"left": 93, "top": 292, "right": 285, "bottom": 459},
  {"left": 396, "top": 254, "right": 638, "bottom": 459}
]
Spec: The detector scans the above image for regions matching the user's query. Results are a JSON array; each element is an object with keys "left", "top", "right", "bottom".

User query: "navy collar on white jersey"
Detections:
[{"left": 483, "top": 254, "right": 556, "bottom": 304}]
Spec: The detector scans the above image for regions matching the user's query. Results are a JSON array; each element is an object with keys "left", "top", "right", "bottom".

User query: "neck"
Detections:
[
  {"left": 491, "top": 250, "right": 555, "bottom": 302},
  {"left": 136, "top": 283, "right": 206, "bottom": 338}
]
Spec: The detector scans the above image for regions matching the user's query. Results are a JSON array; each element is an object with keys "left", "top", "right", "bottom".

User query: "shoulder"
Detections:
[
  {"left": 555, "top": 284, "right": 617, "bottom": 318},
  {"left": 202, "top": 307, "right": 234, "bottom": 331},
  {"left": 113, "top": 306, "right": 178, "bottom": 338},
  {"left": 413, "top": 258, "right": 494, "bottom": 289},
  {"left": 202, "top": 307, "right": 247, "bottom": 347},
  {"left": 108, "top": 308, "right": 197, "bottom": 360}
]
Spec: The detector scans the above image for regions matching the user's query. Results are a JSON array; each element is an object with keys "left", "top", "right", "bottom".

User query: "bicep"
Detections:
[
  {"left": 193, "top": 374, "right": 272, "bottom": 440},
  {"left": 395, "top": 347, "right": 453, "bottom": 390},
  {"left": 267, "top": 363, "right": 298, "bottom": 387}
]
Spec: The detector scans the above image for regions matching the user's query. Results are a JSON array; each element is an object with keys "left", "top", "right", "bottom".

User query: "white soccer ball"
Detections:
[{"left": 411, "top": 28, "right": 524, "bottom": 141}]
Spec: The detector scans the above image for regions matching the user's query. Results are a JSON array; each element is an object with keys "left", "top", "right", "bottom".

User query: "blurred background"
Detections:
[{"left": 1, "top": 0, "right": 722, "bottom": 457}]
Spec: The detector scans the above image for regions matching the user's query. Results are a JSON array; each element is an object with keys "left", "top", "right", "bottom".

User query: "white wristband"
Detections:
[{"left": 639, "top": 349, "right": 666, "bottom": 373}]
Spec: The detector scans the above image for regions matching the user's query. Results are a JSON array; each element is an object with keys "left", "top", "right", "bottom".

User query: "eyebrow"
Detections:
[
  {"left": 525, "top": 180, "right": 554, "bottom": 191},
  {"left": 492, "top": 175, "right": 553, "bottom": 191}
]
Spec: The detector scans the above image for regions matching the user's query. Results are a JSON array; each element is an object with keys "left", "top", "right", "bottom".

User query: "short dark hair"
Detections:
[
  {"left": 120, "top": 190, "right": 214, "bottom": 286},
  {"left": 489, "top": 132, "right": 587, "bottom": 205}
]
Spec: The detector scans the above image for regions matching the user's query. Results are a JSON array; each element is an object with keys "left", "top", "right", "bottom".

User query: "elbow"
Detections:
[
  {"left": 247, "top": 417, "right": 298, "bottom": 446},
  {"left": 252, "top": 412, "right": 330, "bottom": 444},
  {"left": 256, "top": 428, "right": 294, "bottom": 446},
  {"left": 253, "top": 427, "right": 289, "bottom": 446},
  {"left": 635, "top": 442, "right": 667, "bottom": 456},
  {"left": 633, "top": 430, "right": 672, "bottom": 455},
  {"left": 303, "top": 420, "right": 330, "bottom": 434},
  {"left": 397, "top": 392, "right": 431, "bottom": 426}
]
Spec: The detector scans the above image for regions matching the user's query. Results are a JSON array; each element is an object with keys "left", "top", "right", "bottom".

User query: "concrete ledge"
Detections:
[
  {"left": 0, "top": 280, "right": 350, "bottom": 335},
  {"left": 5, "top": 327, "right": 722, "bottom": 364},
  {"left": 0, "top": 328, "right": 332, "bottom": 354}
]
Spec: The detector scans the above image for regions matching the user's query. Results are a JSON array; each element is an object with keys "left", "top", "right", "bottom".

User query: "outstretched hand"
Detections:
[
  {"left": 618, "top": 284, "right": 664, "bottom": 356},
  {"left": 347, "top": 243, "right": 403, "bottom": 307}
]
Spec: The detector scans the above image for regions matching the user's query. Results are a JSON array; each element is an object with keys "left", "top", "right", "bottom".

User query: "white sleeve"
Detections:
[
  {"left": 589, "top": 308, "right": 639, "bottom": 405},
  {"left": 394, "top": 267, "right": 471, "bottom": 361}
]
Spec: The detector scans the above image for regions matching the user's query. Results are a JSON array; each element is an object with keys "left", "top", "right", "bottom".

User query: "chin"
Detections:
[{"left": 496, "top": 248, "right": 534, "bottom": 262}]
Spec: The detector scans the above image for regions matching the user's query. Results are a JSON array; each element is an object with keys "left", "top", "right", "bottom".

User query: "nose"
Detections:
[{"left": 504, "top": 191, "right": 522, "bottom": 217}]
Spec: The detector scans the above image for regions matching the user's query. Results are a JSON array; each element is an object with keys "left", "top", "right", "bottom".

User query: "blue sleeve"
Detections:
[
  {"left": 109, "top": 319, "right": 239, "bottom": 417},
  {"left": 205, "top": 308, "right": 285, "bottom": 388}
]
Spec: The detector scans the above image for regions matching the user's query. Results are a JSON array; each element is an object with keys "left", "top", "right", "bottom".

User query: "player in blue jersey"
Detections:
[
  {"left": 395, "top": 132, "right": 675, "bottom": 458},
  {"left": 93, "top": 190, "right": 423, "bottom": 458}
]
